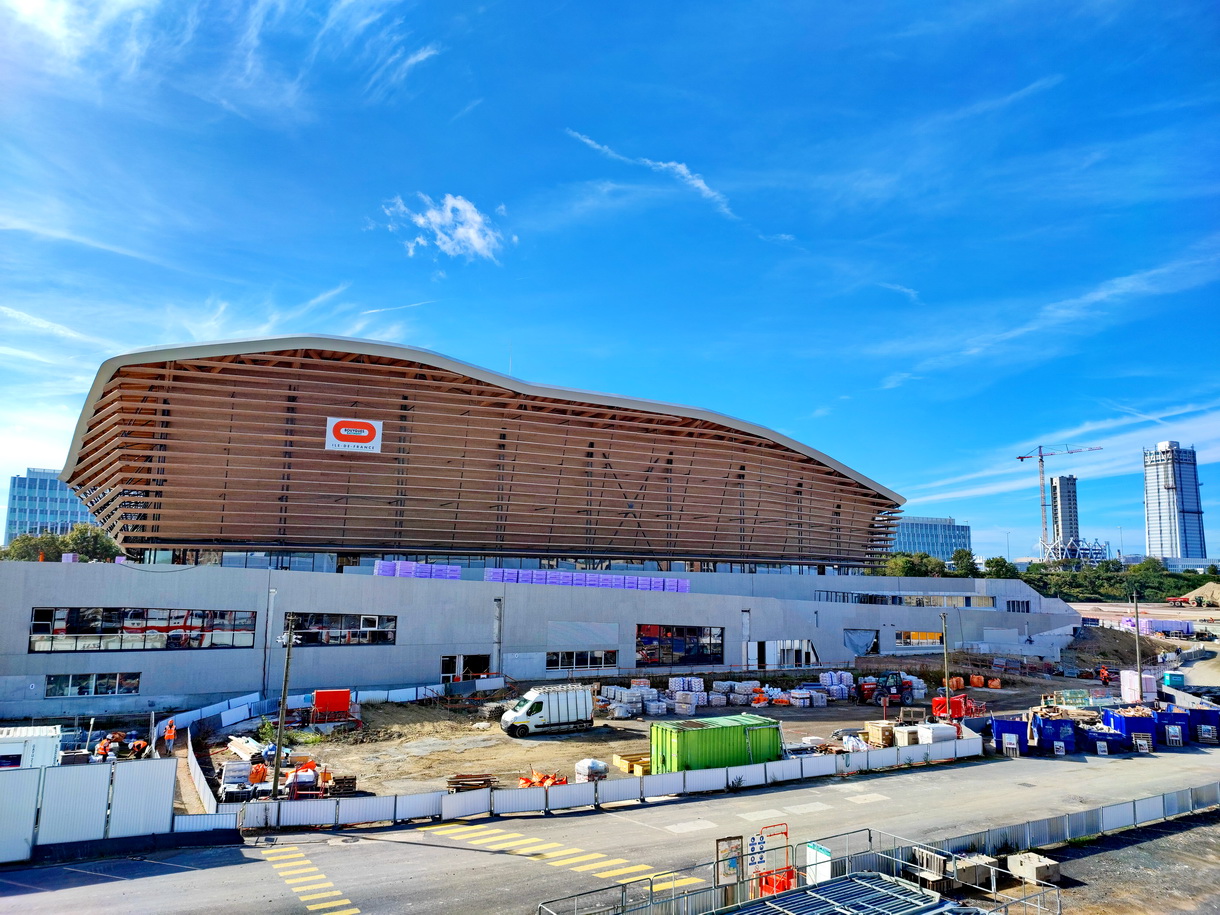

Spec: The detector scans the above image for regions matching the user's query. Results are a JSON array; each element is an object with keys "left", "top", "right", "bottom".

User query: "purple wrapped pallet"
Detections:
[
  {"left": 571, "top": 573, "right": 587, "bottom": 587},
  {"left": 412, "top": 564, "right": 434, "bottom": 578},
  {"left": 485, "top": 568, "right": 504, "bottom": 581},
  {"left": 441, "top": 566, "right": 461, "bottom": 579},
  {"left": 649, "top": 578, "right": 665, "bottom": 590},
  {"left": 558, "top": 571, "right": 573, "bottom": 585},
  {"left": 624, "top": 577, "right": 638, "bottom": 589},
  {"left": 611, "top": 575, "right": 626, "bottom": 588},
  {"left": 677, "top": 579, "right": 690, "bottom": 593},
  {"left": 374, "top": 560, "right": 396, "bottom": 577},
  {"left": 664, "top": 578, "right": 679, "bottom": 592},
  {"left": 503, "top": 569, "right": 519, "bottom": 583},
  {"left": 394, "top": 560, "right": 415, "bottom": 577},
  {"left": 546, "top": 570, "right": 562, "bottom": 584}
]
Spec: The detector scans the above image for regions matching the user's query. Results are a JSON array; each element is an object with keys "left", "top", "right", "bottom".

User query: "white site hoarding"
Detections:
[{"left": 325, "top": 417, "right": 383, "bottom": 453}]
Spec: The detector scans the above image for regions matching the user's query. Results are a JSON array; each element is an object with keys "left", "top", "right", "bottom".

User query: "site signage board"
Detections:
[
  {"left": 325, "top": 418, "right": 383, "bottom": 453},
  {"left": 715, "top": 835, "right": 743, "bottom": 887}
]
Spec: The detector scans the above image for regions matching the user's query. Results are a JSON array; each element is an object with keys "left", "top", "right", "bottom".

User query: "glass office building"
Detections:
[
  {"left": 891, "top": 516, "right": 971, "bottom": 562},
  {"left": 1144, "top": 441, "right": 1207, "bottom": 559},
  {"left": 4, "top": 468, "right": 97, "bottom": 545}
]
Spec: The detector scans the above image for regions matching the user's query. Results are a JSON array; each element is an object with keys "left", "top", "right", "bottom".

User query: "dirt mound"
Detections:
[
  {"left": 1063, "top": 626, "right": 1175, "bottom": 668},
  {"left": 1183, "top": 581, "right": 1220, "bottom": 606},
  {"left": 331, "top": 703, "right": 470, "bottom": 744}
]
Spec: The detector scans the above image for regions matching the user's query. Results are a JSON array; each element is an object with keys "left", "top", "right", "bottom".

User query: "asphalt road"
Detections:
[{"left": 2, "top": 745, "right": 1218, "bottom": 915}]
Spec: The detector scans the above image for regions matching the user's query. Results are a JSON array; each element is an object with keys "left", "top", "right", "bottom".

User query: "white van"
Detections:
[{"left": 501, "top": 685, "right": 594, "bottom": 738}]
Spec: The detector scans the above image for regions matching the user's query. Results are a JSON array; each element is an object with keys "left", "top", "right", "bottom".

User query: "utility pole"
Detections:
[
  {"left": 270, "top": 613, "right": 298, "bottom": 799},
  {"left": 941, "top": 612, "right": 950, "bottom": 702},
  {"left": 1133, "top": 588, "right": 1143, "bottom": 701}
]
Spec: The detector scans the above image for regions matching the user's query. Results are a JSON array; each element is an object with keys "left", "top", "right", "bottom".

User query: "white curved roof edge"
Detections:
[{"left": 61, "top": 334, "right": 904, "bottom": 506}]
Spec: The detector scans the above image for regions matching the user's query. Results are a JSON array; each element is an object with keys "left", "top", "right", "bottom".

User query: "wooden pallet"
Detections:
[
  {"left": 447, "top": 773, "right": 501, "bottom": 793},
  {"left": 613, "top": 752, "right": 650, "bottom": 773}
]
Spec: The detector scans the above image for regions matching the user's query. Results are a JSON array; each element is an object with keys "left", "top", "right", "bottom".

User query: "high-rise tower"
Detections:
[
  {"left": 1144, "top": 441, "right": 1206, "bottom": 559},
  {"left": 1049, "top": 475, "right": 1079, "bottom": 545}
]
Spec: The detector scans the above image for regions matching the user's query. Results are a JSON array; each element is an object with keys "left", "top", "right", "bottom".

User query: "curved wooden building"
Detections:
[{"left": 61, "top": 337, "right": 903, "bottom": 566}]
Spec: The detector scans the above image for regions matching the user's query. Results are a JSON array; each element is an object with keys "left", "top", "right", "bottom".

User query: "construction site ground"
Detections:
[{"left": 205, "top": 671, "right": 1061, "bottom": 797}]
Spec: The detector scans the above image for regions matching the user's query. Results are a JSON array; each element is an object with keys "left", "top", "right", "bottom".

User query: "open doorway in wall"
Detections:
[
  {"left": 441, "top": 654, "right": 492, "bottom": 683},
  {"left": 843, "top": 629, "right": 880, "bottom": 656},
  {"left": 752, "top": 639, "right": 819, "bottom": 670}
]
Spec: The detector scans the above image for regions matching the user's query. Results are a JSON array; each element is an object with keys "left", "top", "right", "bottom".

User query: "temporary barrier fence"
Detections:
[{"left": 537, "top": 779, "right": 1220, "bottom": 915}]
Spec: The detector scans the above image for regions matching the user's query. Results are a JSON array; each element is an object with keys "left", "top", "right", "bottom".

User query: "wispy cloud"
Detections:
[
  {"left": 360, "top": 300, "right": 435, "bottom": 315},
  {"left": 931, "top": 75, "right": 1064, "bottom": 125},
  {"left": 0, "top": 305, "right": 115, "bottom": 347},
  {"left": 380, "top": 194, "right": 503, "bottom": 261},
  {"left": 566, "top": 129, "right": 735, "bottom": 218},
  {"left": 450, "top": 98, "right": 483, "bottom": 122},
  {"left": 878, "top": 282, "right": 921, "bottom": 304}
]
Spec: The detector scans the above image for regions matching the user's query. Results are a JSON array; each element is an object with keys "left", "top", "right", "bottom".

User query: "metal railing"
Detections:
[{"left": 537, "top": 779, "right": 1220, "bottom": 915}]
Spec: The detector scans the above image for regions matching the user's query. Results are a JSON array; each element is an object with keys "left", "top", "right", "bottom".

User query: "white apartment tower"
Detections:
[
  {"left": 1049, "top": 475, "right": 1079, "bottom": 545},
  {"left": 1144, "top": 441, "right": 1206, "bottom": 559}
]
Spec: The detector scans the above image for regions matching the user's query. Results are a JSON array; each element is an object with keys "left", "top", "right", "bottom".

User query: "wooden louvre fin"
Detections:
[{"left": 62, "top": 340, "right": 903, "bottom": 564}]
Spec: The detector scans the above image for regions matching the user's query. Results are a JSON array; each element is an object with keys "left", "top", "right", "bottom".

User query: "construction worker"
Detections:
[
  {"left": 94, "top": 737, "right": 111, "bottom": 759},
  {"left": 163, "top": 718, "right": 177, "bottom": 753},
  {"left": 1099, "top": 666, "right": 1111, "bottom": 687},
  {"left": 130, "top": 739, "right": 149, "bottom": 758}
]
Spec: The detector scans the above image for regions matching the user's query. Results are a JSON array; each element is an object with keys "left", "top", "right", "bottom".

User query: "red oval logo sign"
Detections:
[{"left": 331, "top": 419, "right": 377, "bottom": 442}]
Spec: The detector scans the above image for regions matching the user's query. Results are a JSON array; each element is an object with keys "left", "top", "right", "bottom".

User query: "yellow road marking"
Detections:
[
  {"left": 306, "top": 901, "right": 353, "bottom": 911},
  {"left": 261, "top": 846, "right": 299, "bottom": 853},
  {"left": 651, "top": 877, "right": 704, "bottom": 890},
  {"left": 266, "top": 853, "right": 306, "bottom": 861},
  {"left": 420, "top": 821, "right": 468, "bottom": 830},
  {"left": 534, "top": 847, "right": 583, "bottom": 859},
  {"left": 299, "top": 891, "right": 343, "bottom": 901},
  {"left": 597, "top": 864, "right": 655, "bottom": 878},
  {"left": 482, "top": 838, "right": 546, "bottom": 850},
  {"left": 273, "top": 860, "right": 312, "bottom": 868},
  {"left": 316, "top": 910, "right": 360, "bottom": 915},
  {"left": 512, "top": 842, "right": 562, "bottom": 855},
  {"left": 284, "top": 873, "right": 326, "bottom": 883},
  {"left": 467, "top": 832, "right": 523, "bottom": 845},
  {"left": 547, "top": 853, "right": 605, "bottom": 867},
  {"left": 293, "top": 884, "right": 335, "bottom": 892},
  {"left": 423, "top": 824, "right": 494, "bottom": 835},
  {"left": 571, "top": 858, "right": 627, "bottom": 872},
  {"left": 277, "top": 867, "right": 319, "bottom": 876}
]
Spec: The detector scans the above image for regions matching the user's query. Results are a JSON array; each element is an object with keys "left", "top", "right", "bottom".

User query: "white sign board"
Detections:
[
  {"left": 746, "top": 832, "right": 769, "bottom": 876},
  {"left": 804, "top": 841, "right": 832, "bottom": 885},
  {"left": 325, "top": 417, "right": 383, "bottom": 453}
]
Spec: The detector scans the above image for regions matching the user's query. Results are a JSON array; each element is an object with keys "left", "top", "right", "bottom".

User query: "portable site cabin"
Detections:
[
  {"left": 650, "top": 713, "right": 782, "bottom": 773},
  {"left": 0, "top": 726, "right": 61, "bottom": 769}
]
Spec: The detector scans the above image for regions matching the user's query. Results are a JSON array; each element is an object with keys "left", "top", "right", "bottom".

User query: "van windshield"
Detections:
[{"left": 512, "top": 696, "right": 533, "bottom": 712}]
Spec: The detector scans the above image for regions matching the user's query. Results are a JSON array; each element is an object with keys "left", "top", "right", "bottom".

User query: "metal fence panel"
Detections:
[
  {"left": 836, "top": 753, "right": 866, "bottom": 774},
  {"left": 597, "top": 777, "right": 643, "bottom": 804},
  {"left": 492, "top": 786, "right": 546, "bottom": 815},
  {"left": 1164, "top": 789, "right": 1192, "bottom": 817},
  {"left": 802, "top": 755, "right": 837, "bottom": 779},
  {"left": 109, "top": 759, "right": 177, "bottom": 838},
  {"left": 336, "top": 795, "right": 396, "bottom": 824},
  {"left": 641, "top": 772, "right": 685, "bottom": 798},
  {"left": 986, "top": 823, "right": 1028, "bottom": 854},
  {"left": 765, "top": 759, "right": 803, "bottom": 783},
  {"left": 1101, "top": 802, "right": 1135, "bottom": 832},
  {"left": 442, "top": 787, "right": 490, "bottom": 820},
  {"left": 37, "top": 764, "right": 111, "bottom": 845},
  {"left": 395, "top": 791, "right": 444, "bottom": 820},
  {"left": 287, "top": 694, "right": 312, "bottom": 709},
  {"left": 200, "top": 701, "right": 229, "bottom": 719},
  {"left": 174, "top": 813, "right": 238, "bottom": 832},
  {"left": 230, "top": 692, "right": 261, "bottom": 708},
  {"left": 216, "top": 802, "right": 245, "bottom": 815},
  {"left": 942, "top": 830, "right": 988, "bottom": 855},
  {"left": 1066, "top": 809, "right": 1101, "bottom": 839},
  {"left": 929, "top": 741, "right": 957, "bottom": 761},
  {"left": 1027, "top": 816, "right": 1064, "bottom": 848},
  {"left": 174, "top": 710, "right": 200, "bottom": 729},
  {"left": 357, "top": 690, "right": 389, "bottom": 704},
  {"left": 278, "top": 799, "right": 337, "bottom": 827},
  {"left": 0, "top": 768, "right": 40, "bottom": 863},
  {"left": 387, "top": 688, "right": 417, "bottom": 702},
  {"left": 241, "top": 802, "right": 277, "bottom": 828},
  {"left": 725, "top": 764, "right": 767, "bottom": 789},
  {"left": 1192, "top": 783, "right": 1220, "bottom": 811},
  {"left": 546, "top": 782, "right": 596, "bottom": 811},
  {"left": 896, "top": 746, "right": 928, "bottom": 767},
  {"left": 684, "top": 767, "right": 727, "bottom": 793},
  {"left": 866, "top": 748, "right": 899, "bottom": 770},
  {"left": 1134, "top": 795, "right": 1165, "bottom": 824},
  {"left": 220, "top": 705, "right": 250, "bottom": 727},
  {"left": 955, "top": 735, "right": 984, "bottom": 758}
]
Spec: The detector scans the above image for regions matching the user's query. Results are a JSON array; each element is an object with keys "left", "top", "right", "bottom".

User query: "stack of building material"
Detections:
[
  {"left": 644, "top": 700, "right": 668, "bottom": 716},
  {"left": 894, "top": 725, "right": 921, "bottom": 747},
  {"left": 789, "top": 690, "right": 811, "bottom": 708},
  {"left": 447, "top": 774, "right": 500, "bottom": 792},
  {"left": 712, "top": 681, "right": 735, "bottom": 693},
  {"left": 916, "top": 723, "right": 958, "bottom": 744},
  {"left": 630, "top": 678, "right": 651, "bottom": 688},
  {"left": 707, "top": 692, "right": 727, "bottom": 707},
  {"left": 612, "top": 752, "right": 650, "bottom": 773},
  {"left": 728, "top": 692, "right": 751, "bottom": 706},
  {"left": 733, "top": 680, "right": 761, "bottom": 695},
  {"left": 866, "top": 720, "right": 896, "bottom": 748},
  {"left": 574, "top": 758, "right": 608, "bottom": 783}
]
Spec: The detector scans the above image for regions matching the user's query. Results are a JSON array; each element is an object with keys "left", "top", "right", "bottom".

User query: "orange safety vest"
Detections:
[{"left": 164, "top": 724, "right": 176, "bottom": 740}]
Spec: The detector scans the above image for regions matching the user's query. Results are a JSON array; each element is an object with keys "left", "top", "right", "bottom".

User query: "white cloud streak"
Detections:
[
  {"left": 360, "top": 300, "right": 435, "bottom": 315},
  {"left": 566, "top": 129, "right": 735, "bottom": 218},
  {"left": 381, "top": 194, "right": 503, "bottom": 261}
]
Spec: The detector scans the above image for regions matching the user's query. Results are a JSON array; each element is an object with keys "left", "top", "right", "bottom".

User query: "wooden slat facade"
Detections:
[{"left": 63, "top": 343, "right": 901, "bottom": 565}]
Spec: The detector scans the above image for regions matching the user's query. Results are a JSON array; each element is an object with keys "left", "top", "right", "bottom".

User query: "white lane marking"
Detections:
[
  {"left": 666, "top": 821, "right": 717, "bottom": 834},
  {"left": 845, "top": 793, "right": 889, "bottom": 804},
  {"left": 600, "top": 811, "right": 673, "bottom": 834},
  {"left": 783, "top": 802, "right": 833, "bottom": 814},
  {"left": 736, "top": 809, "right": 787, "bottom": 822},
  {"left": 823, "top": 783, "right": 868, "bottom": 793}
]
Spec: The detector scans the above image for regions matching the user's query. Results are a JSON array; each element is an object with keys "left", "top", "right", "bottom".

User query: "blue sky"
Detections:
[{"left": 2, "top": 1, "right": 1218, "bottom": 561}]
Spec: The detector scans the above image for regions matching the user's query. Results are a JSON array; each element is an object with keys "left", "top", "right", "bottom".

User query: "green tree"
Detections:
[
  {"left": 950, "top": 548, "right": 979, "bottom": 577},
  {"left": 61, "top": 523, "right": 123, "bottom": 562},
  {"left": 1207, "top": 564, "right": 1219, "bottom": 576},
  {"left": 1, "top": 530, "right": 65, "bottom": 562},
  {"left": 983, "top": 556, "right": 1020, "bottom": 579}
]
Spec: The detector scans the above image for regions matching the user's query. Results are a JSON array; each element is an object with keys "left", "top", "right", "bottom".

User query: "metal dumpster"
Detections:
[
  {"left": 1187, "top": 706, "right": 1219, "bottom": 744},
  {"left": 1101, "top": 707, "right": 1158, "bottom": 749},
  {"left": 1153, "top": 706, "right": 1191, "bottom": 746},
  {"left": 991, "top": 717, "right": 1029, "bottom": 755},
  {"left": 650, "top": 713, "right": 782, "bottom": 773}
]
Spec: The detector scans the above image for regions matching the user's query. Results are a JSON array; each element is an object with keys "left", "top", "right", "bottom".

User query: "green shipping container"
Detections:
[{"left": 650, "top": 713, "right": 783, "bottom": 773}]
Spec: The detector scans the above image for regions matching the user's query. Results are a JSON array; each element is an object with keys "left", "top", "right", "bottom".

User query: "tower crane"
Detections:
[{"left": 1016, "top": 445, "right": 1103, "bottom": 558}]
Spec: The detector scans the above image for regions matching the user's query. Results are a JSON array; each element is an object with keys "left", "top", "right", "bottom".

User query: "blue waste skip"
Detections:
[
  {"left": 1101, "top": 707, "right": 1158, "bottom": 749},
  {"left": 991, "top": 716, "right": 1029, "bottom": 755},
  {"left": 1153, "top": 706, "right": 1192, "bottom": 745}
]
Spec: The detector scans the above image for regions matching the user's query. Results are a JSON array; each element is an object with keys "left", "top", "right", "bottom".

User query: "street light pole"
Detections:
[
  {"left": 940, "top": 612, "right": 950, "bottom": 705},
  {"left": 1132, "top": 587, "right": 1143, "bottom": 701},
  {"left": 270, "top": 613, "right": 297, "bottom": 798},
  {"left": 1004, "top": 531, "right": 1011, "bottom": 561},
  {"left": 1117, "top": 526, "right": 1124, "bottom": 559}
]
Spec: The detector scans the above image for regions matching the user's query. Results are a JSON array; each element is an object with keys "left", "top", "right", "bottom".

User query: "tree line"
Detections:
[
  {"left": 869, "top": 550, "right": 1220, "bottom": 603},
  {"left": 1, "top": 524, "right": 124, "bottom": 563}
]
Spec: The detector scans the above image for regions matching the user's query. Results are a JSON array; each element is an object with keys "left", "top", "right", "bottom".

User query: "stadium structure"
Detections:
[{"left": 0, "top": 337, "right": 1078, "bottom": 717}]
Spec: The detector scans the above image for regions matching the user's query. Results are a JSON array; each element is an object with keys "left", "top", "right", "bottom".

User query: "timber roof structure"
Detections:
[{"left": 61, "top": 336, "right": 903, "bottom": 564}]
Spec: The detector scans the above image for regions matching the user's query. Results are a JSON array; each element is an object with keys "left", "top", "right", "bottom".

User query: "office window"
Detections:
[
  {"left": 1006, "top": 600, "right": 1031, "bottom": 613},
  {"left": 895, "top": 631, "right": 943, "bottom": 647},
  {"left": 28, "top": 608, "right": 256, "bottom": 652},
  {"left": 636, "top": 624, "right": 724, "bottom": 667},
  {"left": 545, "top": 649, "right": 618, "bottom": 670},
  {"left": 289, "top": 613, "right": 396, "bottom": 646},
  {"left": 45, "top": 672, "right": 140, "bottom": 697}
]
